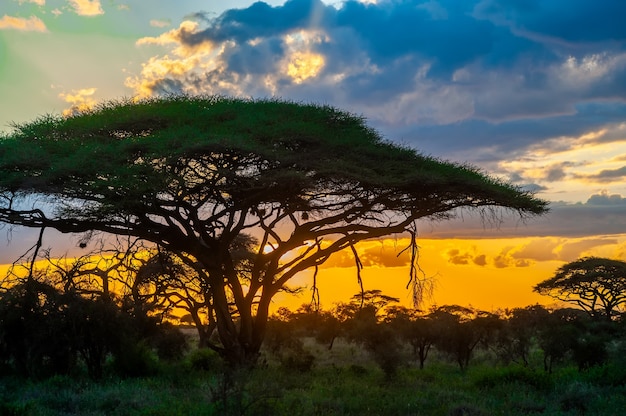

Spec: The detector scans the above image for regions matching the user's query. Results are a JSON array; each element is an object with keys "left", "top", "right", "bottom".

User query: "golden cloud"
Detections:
[
  {"left": 58, "top": 87, "right": 97, "bottom": 116},
  {"left": 440, "top": 236, "right": 618, "bottom": 269},
  {"left": 321, "top": 239, "right": 413, "bottom": 269},
  {"left": 136, "top": 21, "right": 214, "bottom": 58},
  {"left": 124, "top": 54, "right": 211, "bottom": 99},
  {"left": 285, "top": 51, "right": 325, "bottom": 84},
  {"left": 19, "top": 0, "right": 45, "bottom": 5},
  {"left": 282, "top": 30, "right": 327, "bottom": 84},
  {"left": 446, "top": 247, "right": 488, "bottom": 266},
  {"left": 68, "top": 0, "right": 103, "bottom": 17},
  {"left": 0, "top": 15, "right": 47, "bottom": 32}
]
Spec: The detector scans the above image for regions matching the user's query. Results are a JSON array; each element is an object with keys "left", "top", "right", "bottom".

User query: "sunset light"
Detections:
[
  {"left": 286, "top": 51, "right": 325, "bottom": 83},
  {"left": 2, "top": 0, "right": 626, "bottom": 321},
  {"left": 3, "top": 2, "right": 626, "bottom": 412}
]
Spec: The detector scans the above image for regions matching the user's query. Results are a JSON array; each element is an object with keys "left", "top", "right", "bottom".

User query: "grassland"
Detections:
[{"left": 2, "top": 336, "right": 626, "bottom": 416}]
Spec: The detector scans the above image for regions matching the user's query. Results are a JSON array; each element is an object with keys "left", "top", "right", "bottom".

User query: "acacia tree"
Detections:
[
  {"left": 0, "top": 95, "right": 547, "bottom": 365},
  {"left": 534, "top": 257, "right": 626, "bottom": 320}
]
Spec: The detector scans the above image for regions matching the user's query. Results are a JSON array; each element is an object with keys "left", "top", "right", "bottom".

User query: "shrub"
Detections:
[
  {"left": 280, "top": 345, "right": 315, "bottom": 373},
  {"left": 150, "top": 322, "right": 188, "bottom": 361},
  {"left": 111, "top": 341, "right": 159, "bottom": 378},
  {"left": 473, "top": 366, "right": 552, "bottom": 391},
  {"left": 558, "top": 381, "right": 599, "bottom": 414},
  {"left": 187, "top": 348, "right": 222, "bottom": 372}
]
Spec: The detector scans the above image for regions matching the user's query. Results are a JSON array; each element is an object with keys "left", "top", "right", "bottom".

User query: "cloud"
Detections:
[
  {"left": 415, "top": 190, "right": 626, "bottom": 239},
  {"left": 575, "top": 166, "right": 626, "bottom": 184},
  {"left": 150, "top": 19, "right": 171, "bottom": 28},
  {"left": 58, "top": 88, "right": 98, "bottom": 116},
  {"left": 0, "top": 15, "right": 47, "bottom": 32},
  {"left": 460, "top": 236, "right": 619, "bottom": 269},
  {"left": 68, "top": 0, "right": 104, "bottom": 17},
  {"left": 474, "top": 0, "right": 626, "bottom": 43},
  {"left": 322, "top": 240, "right": 412, "bottom": 269},
  {"left": 586, "top": 190, "right": 626, "bottom": 205},
  {"left": 127, "top": 1, "right": 626, "bottom": 134},
  {"left": 19, "top": 0, "right": 45, "bottom": 5},
  {"left": 446, "top": 247, "right": 487, "bottom": 266}
]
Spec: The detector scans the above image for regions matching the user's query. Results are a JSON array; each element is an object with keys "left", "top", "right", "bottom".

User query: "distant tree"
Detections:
[
  {"left": 0, "top": 279, "right": 74, "bottom": 377},
  {"left": 534, "top": 257, "right": 626, "bottom": 319},
  {"left": 0, "top": 95, "right": 547, "bottom": 366},
  {"left": 386, "top": 306, "right": 436, "bottom": 369},
  {"left": 495, "top": 305, "right": 549, "bottom": 366},
  {"left": 430, "top": 305, "right": 498, "bottom": 371},
  {"left": 536, "top": 308, "right": 588, "bottom": 373},
  {"left": 0, "top": 279, "right": 128, "bottom": 379},
  {"left": 343, "top": 297, "right": 404, "bottom": 379},
  {"left": 349, "top": 289, "right": 400, "bottom": 312},
  {"left": 0, "top": 255, "right": 187, "bottom": 379}
]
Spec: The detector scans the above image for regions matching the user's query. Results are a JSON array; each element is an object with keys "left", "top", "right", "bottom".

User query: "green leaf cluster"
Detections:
[{"left": 0, "top": 95, "right": 547, "bottom": 218}]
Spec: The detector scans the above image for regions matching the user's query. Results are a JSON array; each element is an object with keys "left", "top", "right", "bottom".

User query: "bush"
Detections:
[
  {"left": 558, "top": 381, "right": 599, "bottom": 414},
  {"left": 473, "top": 366, "right": 552, "bottom": 391},
  {"left": 280, "top": 345, "right": 315, "bottom": 373},
  {"left": 150, "top": 322, "right": 188, "bottom": 361},
  {"left": 187, "top": 348, "right": 222, "bottom": 372},
  {"left": 111, "top": 341, "right": 159, "bottom": 378}
]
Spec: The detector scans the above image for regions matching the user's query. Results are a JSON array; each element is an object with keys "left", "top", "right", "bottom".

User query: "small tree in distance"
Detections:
[
  {"left": 534, "top": 257, "right": 626, "bottom": 320},
  {"left": 0, "top": 95, "right": 548, "bottom": 366}
]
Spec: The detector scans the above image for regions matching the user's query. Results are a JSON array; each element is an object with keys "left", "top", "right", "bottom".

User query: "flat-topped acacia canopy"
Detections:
[{"left": 0, "top": 95, "right": 548, "bottom": 364}]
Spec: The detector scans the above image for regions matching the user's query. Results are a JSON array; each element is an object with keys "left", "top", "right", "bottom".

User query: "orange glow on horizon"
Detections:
[
  {"left": 4, "top": 234, "right": 626, "bottom": 316},
  {"left": 271, "top": 235, "right": 626, "bottom": 313}
]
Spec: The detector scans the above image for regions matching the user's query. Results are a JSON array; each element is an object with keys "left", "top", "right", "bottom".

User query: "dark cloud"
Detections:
[
  {"left": 224, "top": 37, "right": 284, "bottom": 74},
  {"left": 447, "top": 248, "right": 489, "bottom": 266},
  {"left": 447, "top": 248, "right": 472, "bottom": 265},
  {"left": 577, "top": 166, "right": 626, "bottom": 184},
  {"left": 395, "top": 102, "right": 626, "bottom": 163},
  {"left": 473, "top": 254, "right": 487, "bottom": 266},
  {"left": 186, "top": 0, "right": 334, "bottom": 44},
  {"left": 474, "top": 0, "right": 626, "bottom": 43},
  {"left": 414, "top": 191, "right": 626, "bottom": 238},
  {"left": 586, "top": 191, "right": 626, "bottom": 205}
]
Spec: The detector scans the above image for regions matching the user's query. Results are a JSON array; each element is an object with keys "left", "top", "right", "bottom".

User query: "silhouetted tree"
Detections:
[
  {"left": 386, "top": 306, "right": 435, "bottom": 369},
  {"left": 534, "top": 257, "right": 626, "bottom": 320},
  {"left": 430, "top": 305, "right": 496, "bottom": 371},
  {"left": 0, "top": 95, "right": 547, "bottom": 365},
  {"left": 536, "top": 308, "right": 587, "bottom": 373},
  {"left": 345, "top": 302, "right": 404, "bottom": 379},
  {"left": 495, "top": 305, "right": 549, "bottom": 366}
]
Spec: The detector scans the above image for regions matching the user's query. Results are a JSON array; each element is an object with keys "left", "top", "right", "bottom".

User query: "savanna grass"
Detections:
[{"left": 2, "top": 342, "right": 626, "bottom": 416}]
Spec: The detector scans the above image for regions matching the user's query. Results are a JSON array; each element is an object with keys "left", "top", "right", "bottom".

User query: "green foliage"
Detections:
[
  {"left": 2, "top": 356, "right": 626, "bottom": 415},
  {"left": 473, "top": 366, "right": 553, "bottom": 391},
  {"left": 0, "top": 96, "right": 547, "bottom": 209},
  {"left": 558, "top": 381, "right": 600, "bottom": 414},
  {"left": 111, "top": 341, "right": 159, "bottom": 378},
  {"left": 187, "top": 348, "right": 223, "bottom": 372},
  {"left": 265, "top": 315, "right": 315, "bottom": 372}
]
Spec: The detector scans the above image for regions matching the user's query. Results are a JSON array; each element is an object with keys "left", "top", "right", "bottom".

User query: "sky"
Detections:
[{"left": 2, "top": 0, "right": 626, "bottom": 312}]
